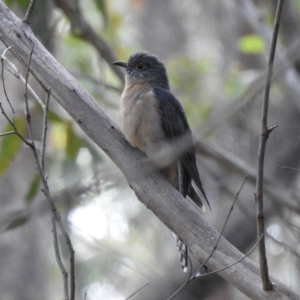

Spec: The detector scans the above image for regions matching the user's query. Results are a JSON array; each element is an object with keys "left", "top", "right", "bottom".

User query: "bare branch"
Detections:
[
  {"left": 23, "top": 0, "right": 35, "bottom": 24},
  {"left": 1, "top": 46, "right": 14, "bottom": 113},
  {"left": 2, "top": 49, "right": 45, "bottom": 108},
  {"left": 0, "top": 130, "right": 15, "bottom": 137},
  {"left": 277, "top": 166, "right": 300, "bottom": 173},
  {"left": 255, "top": 0, "right": 284, "bottom": 291},
  {"left": 125, "top": 282, "right": 150, "bottom": 300},
  {"left": 24, "top": 44, "right": 34, "bottom": 125},
  {"left": 31, "top": 86, "right": 75, "bottom": 300},
  {"left": 199, "top": 234, "right": 263, "bottom": 278},
  {"left": 0, "top": 102, "right": 33, "bottom": 147},
  {"left": 196, "top": 141, "right": 300, "bottom": 214},
  {"left": 167, "top": 236, "right": 263, "bottom": 300},
  {"left": 52, "top": 215, "right": 69, "bottom": 300},
  {"left": 53, "top": 0, "right": 125, "bottom": 84},
  {"left": 1, "top": 42, "right": 75, "bottom": 300},
  {"left": 40, "top": 88, "right": 50, "bottom": 174}
]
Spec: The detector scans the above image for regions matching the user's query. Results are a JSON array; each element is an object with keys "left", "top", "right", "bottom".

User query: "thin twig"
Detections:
[
  {"left": 23, "top": 0, "right": 36, "bottom": 24},
  {"left": 55, "top": 211, "right": 75, "bottom": 300},
  {"left": 18, "top": 45, "right": 75, "bottom": 300},
  {"left": 3, "top": 44, "right": 75, "bottom": 300},
  {"left": 255, "top": 0, "right": 284, "bottom": 291},
  {"left": 0, "top": 130, "right": 15, "bottom": 137},
  {"left": 24, "top": 44, "right": 34, "bottom": 125},
  {"left": 1, "top": 48, "right": 45, "bottom": 108},
  {"left": 167, "top": 234, "right": 263, "bottom": 300},
  {"left": 40, "top": 88, "right": 51, "bottom": 174},
  {"left": 38, "top": 89, "right": 75, "bottom": 299},
  {"left": 199, "top": 234, "right": 263, "bottom": 278},
  {"left": 125, "top": 282, "right": 150, "bottom": 300},
  {"left": 0, "top": 47, "right": 72, "bottom": 299},
  {"left": 71, "top": 70, "right": 122, "bottom": 94},
  {"left": 167, "top": 176, "right": 248, "bottom": 300},
  {"left": 0, "top": 102, "right": 33, "bottom": 147},
  {"left": 193, "top": 176, "right": 248, "bottom": 277},
  {"left": 277, "top": 166, "right": 300, "bottom": 172},
  {"left": 52, "top": 215, "right": 69, "bottom": 300},
  {"left": 1, "top": 47, "right": 15, "bottom": 113}
]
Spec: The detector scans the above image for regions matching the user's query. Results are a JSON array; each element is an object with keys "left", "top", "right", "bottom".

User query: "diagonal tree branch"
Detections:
[{"left": 0, "top": 2, "right": 299, "bottom": 299}]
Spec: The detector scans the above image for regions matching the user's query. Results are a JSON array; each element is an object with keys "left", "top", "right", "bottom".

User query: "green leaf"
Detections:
[
  {"left": 6, "top": 215, "right": 28, "bottom": 230},
  {"left": 3, "top": 0, "right": 14, "bottom": 6},
  {"left": 16, "top": 0, "right": 29, "bottom": 9},
  {"left": 238, "top": 34, "right": 265, "bottom": 54},
  {"left": 66, "top": 121, "right": 82, "bottom": 159},
  {"left": 0, "top": 117, "right": 25, "bottom": 176},
  {"left": 25, "top": 174, "right": 40, "bottom": 203},
  {"left": 4, "top": 0, "right": 29, "bottom": 10},
  {"left": 47, "top": 110, "right": 64, "bottom": 123}
]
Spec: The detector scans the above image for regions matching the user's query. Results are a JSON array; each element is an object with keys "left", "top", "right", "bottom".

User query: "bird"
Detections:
[{"left": 112, "top": 52, "right": 210, "bottom": 272}]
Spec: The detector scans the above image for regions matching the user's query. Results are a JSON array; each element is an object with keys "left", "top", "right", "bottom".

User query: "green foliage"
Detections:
[
  {"left": 168, "top": 56, "right": 212, "bottom": 126},
  {"left": 62, "top": 36, "right": 94, "bottom": 74},
  {"left": 6, "top": 215, "right": 28, "bottom": 230},
  {"left": 238, "top": 34, "right": 265, "bottom": 54},
  {"left": 4, "top": 0, "right": 29, "bottom": 10},
  {"left": 47, "top": 110, "right": 64, "bottom": 123},
  {"left": 224, "top": 74, "right": 244, "bottom": 97},
  {"left": 169, "top": 56, "right": 210, "bottom": 92},
  {"left": 0, "top": 117, "right": 25, "bottom": 176},
  {"left": 25, "top": 174, "right": 40, "bottom": 203},
  {"left": 66, "top": 121, "right": 83, "bottom": 159}
]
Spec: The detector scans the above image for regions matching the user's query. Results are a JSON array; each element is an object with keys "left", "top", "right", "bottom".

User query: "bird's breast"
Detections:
[{"left": 119, "top": 85, "right": 165, "bottom": 153}]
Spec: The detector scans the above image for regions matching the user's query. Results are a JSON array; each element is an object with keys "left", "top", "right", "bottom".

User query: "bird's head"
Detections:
[{"left": 112, "top": 52, "right": 169, "bottom": 89}]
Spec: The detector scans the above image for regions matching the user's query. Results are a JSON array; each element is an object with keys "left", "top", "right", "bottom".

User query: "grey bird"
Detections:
[{"left": 113, "top": 52, "right": 210, "bottom": 272}]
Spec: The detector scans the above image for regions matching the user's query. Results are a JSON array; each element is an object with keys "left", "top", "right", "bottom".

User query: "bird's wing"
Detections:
[{"left": 153, "top": 88, "right": 210, "bottom": 209}]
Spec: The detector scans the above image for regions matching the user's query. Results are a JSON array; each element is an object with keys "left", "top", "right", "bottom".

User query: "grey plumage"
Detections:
[{"left": 113, "top": 52, "right": 210, "bottom": 272}]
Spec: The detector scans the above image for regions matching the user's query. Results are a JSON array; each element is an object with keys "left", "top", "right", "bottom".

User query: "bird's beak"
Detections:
[{"left": 112, "top": 61, "right": 127, "bottom": 68}]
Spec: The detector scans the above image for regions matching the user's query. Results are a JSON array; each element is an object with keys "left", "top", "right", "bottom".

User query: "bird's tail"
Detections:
[
  {"left": 187, "top": 183, "right": 206, "bottom": 212},
  {"left": 173, "top": 234, "right": 188, "bottom": 272}
]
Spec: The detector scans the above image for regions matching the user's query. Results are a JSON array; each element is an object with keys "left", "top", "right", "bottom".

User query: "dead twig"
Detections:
[
  {"left": 255, "top": 0, "right": 284, "bottom": 291},
  {"left": 277, "top": 166, "right": 300, "bottom": 172},
  {"left": 1, "top": 47, "right": 14, "bottom": 113},
  {"left": 0, "top": 45, "right": 75, "bottom": 300},
  {"left": 167, "top": 234, "right": 262, "bottom": 300},
  {"left": 40, "top": 88, "right": 50, "bottom": 174},
  {"left": 53, "top": 0, "right": 124, "bottom": 84},
  {"left": 125, "top": 282, "right": 150, "bottom": 300},
  {"left": 2, "top": 48, "right": 45, "bottom": 108},
  {"left": 24, "top": 46, "right": 75, "bottom": 300},
  {"left": 52, "top": 215, "right": 69, "bottom": 300}
]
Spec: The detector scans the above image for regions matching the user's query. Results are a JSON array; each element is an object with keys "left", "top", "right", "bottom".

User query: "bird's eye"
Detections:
[{"left": 135, "top": 63, "right": 144, "bottom": 70}]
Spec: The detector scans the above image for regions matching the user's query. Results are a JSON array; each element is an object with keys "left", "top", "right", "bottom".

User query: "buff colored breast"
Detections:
[{"left": 119, "top": 81, "right": 165, "bottom": 153}]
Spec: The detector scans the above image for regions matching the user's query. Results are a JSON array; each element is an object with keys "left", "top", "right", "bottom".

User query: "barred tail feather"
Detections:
[{"left": 174, "top": 234, "right": 188, "bottom": 272}]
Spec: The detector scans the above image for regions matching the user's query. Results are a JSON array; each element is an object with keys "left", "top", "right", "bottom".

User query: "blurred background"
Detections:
[{"left": 1, "top": 0, "right": 300, "bottom": 299}]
